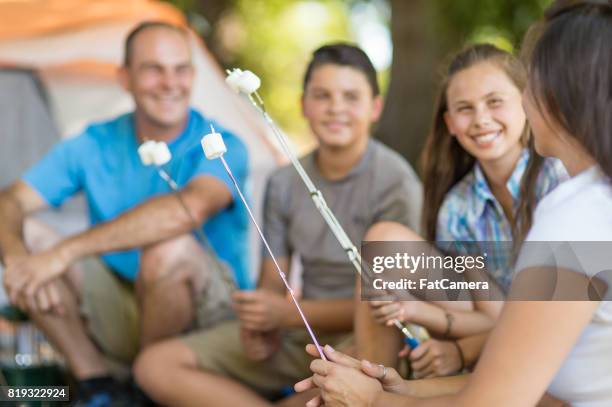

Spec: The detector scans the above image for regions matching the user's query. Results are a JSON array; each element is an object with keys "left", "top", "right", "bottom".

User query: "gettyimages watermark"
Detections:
[{"left": 361, "top": 241, "right": 611, "bottom": 301}]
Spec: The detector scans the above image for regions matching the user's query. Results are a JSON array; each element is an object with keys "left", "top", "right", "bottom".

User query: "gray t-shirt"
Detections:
[{"left": 262, "top": 139, "right": 423, "bottom": 300}]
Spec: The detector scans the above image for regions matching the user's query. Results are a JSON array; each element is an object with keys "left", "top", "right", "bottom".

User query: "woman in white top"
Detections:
[{"left": 296, "top": 1, "right": 612, "bottom": 406}]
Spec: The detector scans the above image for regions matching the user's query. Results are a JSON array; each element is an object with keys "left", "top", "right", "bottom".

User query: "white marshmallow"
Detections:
[
  {"left": 137, "top": 140, "right": 157, "bottom": 165},
  {"left": 236, "top": 70, "right": 261, "bottom": 94},
  {"left": 138, "top": 140, "right": 172, "bottom": 166},
  {"left": 225, "top": 68, "right": 244, "bottom": 93},
  {"left": 201, "top": 131, "right": 227, "bottom": 160},
  {"left": 225, "top": 68, "right": 261, "bottom": 95},
  {"left": 151, "top": 142, "right": 172, "bottom": 166}
]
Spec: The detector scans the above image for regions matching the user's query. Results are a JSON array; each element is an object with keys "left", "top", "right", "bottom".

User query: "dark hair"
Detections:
[
  {"left": 420, "top": 43, "right": 541, "bottom": 244},
  {"left": 303, "top": 43, "right": 379, "bottom": 96},
  {"left": 524, "top": 0, "right": 612, "bottom": 177},
  {"left": 123, "top": 21, "right": 188, "bottom": 66}
]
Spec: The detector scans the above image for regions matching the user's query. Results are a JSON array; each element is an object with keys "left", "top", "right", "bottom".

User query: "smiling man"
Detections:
[
  {"left": 133, "top": 43, "right": 423, "bottom": 407},
  {"left": 0, "top": 21, "right": 249, "bottom": 405}
]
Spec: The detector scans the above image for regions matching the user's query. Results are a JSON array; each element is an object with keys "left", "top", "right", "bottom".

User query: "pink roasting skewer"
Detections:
[{"left": 218, "top": 155, "right": 327, "bottom": 361}]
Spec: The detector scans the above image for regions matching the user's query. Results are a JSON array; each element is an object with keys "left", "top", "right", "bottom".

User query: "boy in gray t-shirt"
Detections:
[
  {"left": 133, "top": 43, "right": 422, "bottom": 405},
  {"left": 264, "top": 139, "right": 421, "bottom": 301}
]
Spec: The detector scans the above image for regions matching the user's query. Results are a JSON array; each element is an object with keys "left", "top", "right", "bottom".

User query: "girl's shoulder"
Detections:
[{"left": 529, "top": 167, "right": 612, "bottom": 241}]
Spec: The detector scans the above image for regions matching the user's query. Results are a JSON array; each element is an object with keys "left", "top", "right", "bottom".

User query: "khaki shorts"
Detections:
[
  {"left": 181, "top": 320, "right": 352, "bottom": 399},
  {"left": 80, "top": 256, "right": 234, "bottom": 365}
]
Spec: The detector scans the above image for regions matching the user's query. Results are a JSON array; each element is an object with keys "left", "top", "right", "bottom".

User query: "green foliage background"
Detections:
[{"left": 164, "top": 0, "right": 553, "bottom": 147}]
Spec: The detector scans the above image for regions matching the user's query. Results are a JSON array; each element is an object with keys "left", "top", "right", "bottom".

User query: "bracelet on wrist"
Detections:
[
  {"left": 452, "top": 340, "right": 466, "bottom": 372},
  {"left": 443, "top": 311, "right": 455, "bottom": 338}
]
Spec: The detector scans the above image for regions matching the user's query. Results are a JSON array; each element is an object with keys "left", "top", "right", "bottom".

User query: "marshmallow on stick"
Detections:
[
  {"left": 201, "top": 124, "right": 327, "bottom": 361},
  {"left": 137, "top": 140, "right": 172, "bottom": 166},
  {"left": 201, "top": 129, "right": 226, "bottom": 159},
  {"left": 225, "top": 68, "right": 261, "bottom": 95}
]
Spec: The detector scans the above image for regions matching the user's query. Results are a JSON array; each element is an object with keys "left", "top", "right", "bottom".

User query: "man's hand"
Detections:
[
  {"left": 240, "top": 327, "right": 280, "bottom": 361},
  {"left": 3, "top": 254, "right": 65, "bottom": 315},
  {"left": 27, "top": 281, "right": 65, "bottom": 315},
  {"left": 399, "top": 339, "right": 463, "bottom": 378},
  {"left": 4, "top": 247, "right": 70, "bottom": 305},
  {"left": 232, "top": 289, "right": 289, "bottom": 331}
]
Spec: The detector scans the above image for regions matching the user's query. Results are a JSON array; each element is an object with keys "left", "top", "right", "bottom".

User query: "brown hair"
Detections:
[
  {"left": 420, "top": 43, "right": 541, "bottom": 244},
  {"left": 524, "top": 0, "right": 612, "bottom": 176},
  {"left": 303, "top": 43, "right": 380, "bottom": 96}
]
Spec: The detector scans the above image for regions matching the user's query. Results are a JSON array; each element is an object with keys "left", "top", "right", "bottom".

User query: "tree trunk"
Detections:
[{"left": 374, "top": 0, "right": 448, "bottom": 171}]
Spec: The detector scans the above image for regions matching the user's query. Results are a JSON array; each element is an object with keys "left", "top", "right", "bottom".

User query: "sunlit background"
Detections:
[{"left": 167, "top": 0, "right": 552, "bottom": 161}]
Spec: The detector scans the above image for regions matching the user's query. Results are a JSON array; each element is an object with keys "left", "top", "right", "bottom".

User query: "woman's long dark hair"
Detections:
[{"left": 523, "top": 0, "right": 612, "bottom": 177}]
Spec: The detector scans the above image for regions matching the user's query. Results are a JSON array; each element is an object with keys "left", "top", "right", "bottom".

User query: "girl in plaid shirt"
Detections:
[{"left": 356, "top": 43, "right": 567, "bottom": 380}]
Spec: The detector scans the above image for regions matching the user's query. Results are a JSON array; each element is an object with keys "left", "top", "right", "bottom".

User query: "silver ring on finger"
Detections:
[{"left": 379, "top": 364, "right": 388, "bottom": 380}]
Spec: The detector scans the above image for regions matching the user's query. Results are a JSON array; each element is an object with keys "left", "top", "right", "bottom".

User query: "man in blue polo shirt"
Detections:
[{"left": 0, "top": 21, "right": 249, "bottom": 403}]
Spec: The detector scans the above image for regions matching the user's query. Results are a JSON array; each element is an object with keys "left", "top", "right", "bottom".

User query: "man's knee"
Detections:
[
  {"left": 138, "top": 234, "right": 200, "bottom": 287},
  {"left": 23, "top": 218, "right": 63, "bottom": 253},
  {"left": 133, "top": 339, "right": 198, "bottom": 400}
]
